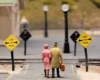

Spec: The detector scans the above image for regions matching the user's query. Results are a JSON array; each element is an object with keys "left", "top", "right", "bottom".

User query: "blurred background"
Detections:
[
  {"left": 0, "top": 0, "right": 100, "bottom": 45},
  {"left": 21, "top": 0, "right": 100, "bottom": 29}
]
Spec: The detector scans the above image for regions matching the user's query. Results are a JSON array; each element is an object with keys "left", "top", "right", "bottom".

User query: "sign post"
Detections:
[
  {"left": 3, "top": 35, "right": 20, "bottom": 71},
  {"left": 20, "top": 29, "right": 32, "bottom": 55},
  {"left": 74, "top": 41, "right": 77, "bottom": 56},
  {"left": 24, "top": 41, "right": 26, "bottom": 55},
  {"left": 77, "top": 32, "right": 93, "bottom": 72},
  {"left": 11, "top": 51, "right": 14, "bottom": 71},
  {"left": 70, "top": 31, "right": 80, "bottom": 56},
  {"left": 84, "top": 48, "right": 88, "bottom": 71}
]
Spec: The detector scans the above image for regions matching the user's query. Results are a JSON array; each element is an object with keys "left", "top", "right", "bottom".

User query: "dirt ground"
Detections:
[
  {"left": 0, "top": 64, "right": 23, "bottom": 74},
  {"left": 76, "top": 66, "right": 100, "bottom": 80}
]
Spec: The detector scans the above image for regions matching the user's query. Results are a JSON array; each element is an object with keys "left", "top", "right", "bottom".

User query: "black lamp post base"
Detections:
[{"left": 64, "top": 42, "right": 70, "bottom": 53}]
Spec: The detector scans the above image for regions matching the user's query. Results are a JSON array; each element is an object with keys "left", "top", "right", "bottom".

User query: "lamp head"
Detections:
[
  {"left": 62, "top": 4, "right": 69, "bottom": 12},
  {"left": 43, "top": 6, "right": 48, "bottom": 11}
]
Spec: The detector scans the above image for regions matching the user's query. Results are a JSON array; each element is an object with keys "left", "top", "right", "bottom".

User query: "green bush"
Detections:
[
  {"left": 73, "top": 0, "right": 79, "bottom": 2},
  {"left": 52, "top": 0, "right": 56, "bottom": 4},
  {"left": 41, "top": 0, "right": 52, "bottom": 4},
  {"left": 41, "top": 0, "right": 56, "bottom": 4},
  {"left": 91, "top": 0, "right": 100, "bottom": 8},
  {"left": 61, "top": 0, "right": 73, "bottom": 4},
  {"left": 29, "top": 0, "right": 35, "bottom": 1}
]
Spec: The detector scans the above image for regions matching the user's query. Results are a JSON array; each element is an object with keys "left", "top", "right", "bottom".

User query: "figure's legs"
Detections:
[
  {"left": 44, "top": 69, "right": 46, "bottom": 77},
  {"left": 56, "top": 68, "right": 60, "bottom": 77},
  {"left": 52, "top": 68, "right": 55, "bottom": 78},
  {"left": 23, "top": 23, "right": 27, "bottom": 30},
  {"left": 46, "top": 69, "right": 50, "bottom": 78}
]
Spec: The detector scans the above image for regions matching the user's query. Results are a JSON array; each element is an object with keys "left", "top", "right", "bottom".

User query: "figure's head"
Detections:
[
  {"left": 44, "top": 44, "right": 49, "bottom": 49},
  {"left": 53, "top": 42, "right": 58, "bottom": 46}
]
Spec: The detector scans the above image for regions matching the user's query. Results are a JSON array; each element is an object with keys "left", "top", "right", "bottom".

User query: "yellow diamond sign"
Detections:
[
  {"left": 77, "top": 32, "right": 93, "bottom": 48},
  {"left": 3, "top": 35, "right": 20, "bottom": 51}
]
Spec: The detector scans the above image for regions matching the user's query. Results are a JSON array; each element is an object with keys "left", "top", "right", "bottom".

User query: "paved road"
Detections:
[{"left": 0, "top": 63, "right": 80, "bottom": 80}]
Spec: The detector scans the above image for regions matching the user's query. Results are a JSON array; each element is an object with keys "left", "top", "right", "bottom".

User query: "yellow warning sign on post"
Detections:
[
  {"left": 3, "top": 35, "right": 20, "bottom": 51},
  {"left": 77, "top": 32, "right": 93, "bottom": 48}
]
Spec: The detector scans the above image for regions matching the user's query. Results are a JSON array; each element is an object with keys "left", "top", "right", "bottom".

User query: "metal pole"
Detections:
[
  {"left": 24, "top": 41, "right": 26, "bottom": 55},
  {"left": 44, "top": 11, "right": 48, "bottom": 37},
  {"left": 84, "top": 48, "right": 88, "bottom": 72},
  {"left": 64, "top": 11, "right": 70, "bottom": 53},
  {"left": 11, "top": 51, "right": 14, "bottom": 71},
  {"left": 74, "top": 42, "right": 77, "bottom": 56}
]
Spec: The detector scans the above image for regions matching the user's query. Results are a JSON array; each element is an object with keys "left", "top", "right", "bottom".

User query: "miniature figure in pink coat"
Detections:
[{"left": 42, "top": 44, "right": 52, "bottom": 78}]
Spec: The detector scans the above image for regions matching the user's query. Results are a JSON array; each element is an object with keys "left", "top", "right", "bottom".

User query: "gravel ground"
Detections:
[
  {"left": 76, "top": 66, "right": 100, "bottom": 80},
  {"left": 0, "top": 64, "right": 23, "bottom": 74}
]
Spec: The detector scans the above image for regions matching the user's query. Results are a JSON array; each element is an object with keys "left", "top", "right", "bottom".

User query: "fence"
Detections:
[{"left": 29, "top": 20, "right": 84, "bottom": 30}]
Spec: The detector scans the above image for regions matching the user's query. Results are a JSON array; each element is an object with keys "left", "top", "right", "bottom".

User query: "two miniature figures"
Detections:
[{"left": 42, "top": 42, "right": 63, "bottom": 78}]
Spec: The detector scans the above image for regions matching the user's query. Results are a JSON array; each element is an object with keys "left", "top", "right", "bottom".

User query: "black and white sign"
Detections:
[
  {"left": 70, "top": 31, "right": 80, "bottom": 43},
  {"left": 20, "top": 29, "right": 32, "bottom": 41},
  {"left": 70, "top": 31, "right": 80, "bottom": 56},
  {"left": 20, "top": 29, "right": 32, "bottom": 55}
]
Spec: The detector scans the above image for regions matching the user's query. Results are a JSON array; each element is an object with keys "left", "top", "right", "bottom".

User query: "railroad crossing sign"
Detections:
[
  {"left": 20, "top": 29, "right": 31, "bottom": 41},
  {"left": 70, "top": 31, "right": 80, "bottom": 43},
  {"left": 77, "top": 32, "right": 93, "bottom": 48},
  {"left": 3, "top": 35, "right": 20, "bottom": 51}
]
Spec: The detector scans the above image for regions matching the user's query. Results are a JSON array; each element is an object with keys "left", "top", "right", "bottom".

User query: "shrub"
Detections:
[
  {"left": 73, "top": 0, "right": 79, "bottom": 2},
  {"left": 41, "top": 0, "right": 56, "bottom": 4},
  {"left": 61, "top": 0, "right": 73, "bottom": 5},
  {"left": 91, "top": 0, "right": 100, "bottom": 8},
  {"left": 41, "top": 0, "right": 52, "bottom": 4},
  {"left": 29, "top": 0, "right": 35, "bottom": 1},
  {"left": 52, "top": 0, "right": 56, "bottom": 4}
]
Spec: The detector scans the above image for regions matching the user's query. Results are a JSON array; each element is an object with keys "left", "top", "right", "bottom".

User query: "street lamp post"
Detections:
[
  {"left": 62, "top": 4, "right": 70, "bottom": 53},
  {"left": 43, "top": 6, "right": 48, "bottom": 37}
]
